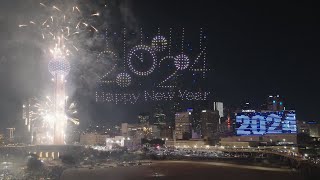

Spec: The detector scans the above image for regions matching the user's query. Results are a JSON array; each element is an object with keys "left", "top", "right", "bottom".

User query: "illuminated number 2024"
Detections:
[{"left": 236, "top": 113, "right": 296, "bottom": 135}]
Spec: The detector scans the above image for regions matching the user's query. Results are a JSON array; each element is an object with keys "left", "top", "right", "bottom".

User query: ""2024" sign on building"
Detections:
[{"left": 236, "top": 111, "right": 297, "bottom": 135}]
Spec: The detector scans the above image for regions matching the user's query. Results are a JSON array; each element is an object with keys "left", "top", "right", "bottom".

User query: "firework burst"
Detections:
[
  {"left": 27, "top": 96, "right": 79, "bottom": 144},
  {"left": 31, "top": 96, "right": 79, "bottom": 126},
  {"left": 19, "top": 0, "right": 100, "bottom": 57},
  {"left": 18, "top": 0, "right": 101, "bottom": 144}
]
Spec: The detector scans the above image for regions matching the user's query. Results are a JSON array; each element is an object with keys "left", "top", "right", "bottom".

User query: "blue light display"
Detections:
[{"left": 236, "top": 111, "right": 297, "bottom": 136}]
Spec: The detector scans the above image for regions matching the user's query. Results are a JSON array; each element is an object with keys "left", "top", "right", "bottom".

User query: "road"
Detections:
[{"left": 61, "top": 161, "right": 304, "bottom": 180}]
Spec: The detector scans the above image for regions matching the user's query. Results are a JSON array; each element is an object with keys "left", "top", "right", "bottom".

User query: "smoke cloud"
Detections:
[{"left": 0, "top": 0, "right": 140, "bottom": 128}]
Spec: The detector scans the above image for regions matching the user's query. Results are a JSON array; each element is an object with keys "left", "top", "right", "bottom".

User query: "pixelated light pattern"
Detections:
[
  {"left": 48, "top": 58, "right": 71, "bottom": 76},
  {"left": 116, "top": 73, "right": 132, "bottom": 87},
  {"left": 97, "top": 50, "right": 118, "bottom": 81},
  {"left": 181, "top": 28, "right": 185, "bottom": 52},
  {"left": 159, "top": 55, "right": 175, "bottom": 66},
  {"left": 96, "top": 28, "right": 211, "bottom": 104},
  {"left": 127, "top": 45, "right": 157, "bottom": 76},
  {"left": 157, "top": 71, "right": 177, "bottom": 88},
  {"left": 168, "top": 28, "right": 172, "bottom": 55},
  {"left": 157, "top": 56, "right": 177, "bottom": 88},
  {"left": 123, "top": 28, "right": 127, "bottom": 70},
  {"left": 174, "top": 54, "right": 190, "bottom": 70},
  {"left": 190, "top": 47, "right": 209, "bottom": 78},
  {"left": 151, "top": 35, "right": 168, "bottom": 52},
  {"left": 95, "top": 90, "right": 211, "bottom": 104}
]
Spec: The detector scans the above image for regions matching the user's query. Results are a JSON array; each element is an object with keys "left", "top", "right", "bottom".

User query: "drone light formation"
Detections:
[
  {"left": 96, "top": 28, "right": 210, "bottom": 104},
  {"left": 116, "top": 73, "right": 132, "bottom": 87},
  {"left": 174, "top": 54, "right": 190, "bottom": 70},
  {"left": 127, "top": 45, "right": 157, "bottom": 76},
  {"left": 151, "top": 35, "right": 168, "bottom": 52}
]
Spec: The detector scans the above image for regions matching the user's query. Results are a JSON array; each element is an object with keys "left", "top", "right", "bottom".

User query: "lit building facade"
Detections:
[
  {"left": 121, "top": 123, "right": 161, "bottom": 149},
  {"left": 106, "top": 136, "right": 126, "bottom": 150},
  {"left": 121, "top": 123, "right": 160, "bottom": 139},
  {"left": 80, "top": 133, "right": 108, "bottom": 146},
  {"left": 298, "top": 121, "right": 320, "bottom": 137},
  {"left": 138, "top": 113, "right": 150, "bottom": 124},
  {"left": 175, "top": 112, "right": 192, "bottom": 140}
]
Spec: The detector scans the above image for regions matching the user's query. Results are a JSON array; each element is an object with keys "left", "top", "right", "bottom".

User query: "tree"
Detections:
[{"left": 27, "top": 155, "right": 43, "bottom": 171}]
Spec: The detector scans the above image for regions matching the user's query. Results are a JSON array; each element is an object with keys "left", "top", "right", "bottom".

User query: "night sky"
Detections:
[{"left": 0, "top": 0, "right": 319, "bottom": 129}]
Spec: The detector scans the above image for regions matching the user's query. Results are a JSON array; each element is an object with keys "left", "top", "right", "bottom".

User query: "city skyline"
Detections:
[{"left": 0, "top": 0, "right": 319, "bottom": 129}]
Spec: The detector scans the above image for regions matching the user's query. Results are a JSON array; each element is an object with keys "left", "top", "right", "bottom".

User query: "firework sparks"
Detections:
[
  {"left": 90, "top": 25, "right": 98, "bottom": 32},
  {"left": 19, "top": 0, "right": 101, "bottom": 145},
  {"left": 75, "top": 6, "right": 80, "bottom": 13},
  {"left": 91, "top": 12, "right": 100, "bottom": 16},
  {"left": 30, "top": 96, "right": 79, "bottom": 125},
  {"left": 53, "top": 5, "right": 61, "bottom": 11},
  {"left": 18, "top": 24, "right": 28, "bottom": 27},
  {"left": 25, "top": 96, "right": 79, "bottom": 144},
  {"left": 40, "top": 2, "right": 46, "bottom": 7},
  {"left": 20, "top": 1, "right": 99, "bottom": 59}
]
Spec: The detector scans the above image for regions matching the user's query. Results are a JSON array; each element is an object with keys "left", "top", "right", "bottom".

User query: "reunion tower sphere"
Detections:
[{"left": 48, "top": 56, "right": 71, "bottom": 77}]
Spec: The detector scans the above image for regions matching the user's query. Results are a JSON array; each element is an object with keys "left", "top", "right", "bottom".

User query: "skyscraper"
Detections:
[
  {"left": 174, "top": 112, "right": 192, "bottom": 140},
  {"left": 214, "top": 102, "right": 224, "bottom": 118},
  {"left": 200, "top": 110, "right": 220, "bottom": 140}
]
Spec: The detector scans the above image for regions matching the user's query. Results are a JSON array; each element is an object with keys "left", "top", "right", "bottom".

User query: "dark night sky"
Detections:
[
  {"left": 0, "top": 0, "right": 319, "bottom": 129},
  {"left": 129, "top": 0, "right": 320, "bottom": 120}
]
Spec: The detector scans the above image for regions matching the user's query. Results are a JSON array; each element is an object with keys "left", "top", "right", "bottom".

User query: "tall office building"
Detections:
[
  {"left": 214, "top": 102, "right": 224, "bottom": 118},
  {"left": 213, "top": 102, "right": 224, "bottom": 124},
  {"left": 153, "top": 106, "right": 166, "bottom": 127},
  {"left": 174, "top": 112, "right": 192, "bottom": 140},
  {"left": 201, "top": 110, "right": 220, "bottom": 140}
]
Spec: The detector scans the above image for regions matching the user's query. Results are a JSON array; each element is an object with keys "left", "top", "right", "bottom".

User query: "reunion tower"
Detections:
[{"left": 48, "top": 36, "right": 70, "bottom": 145}]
